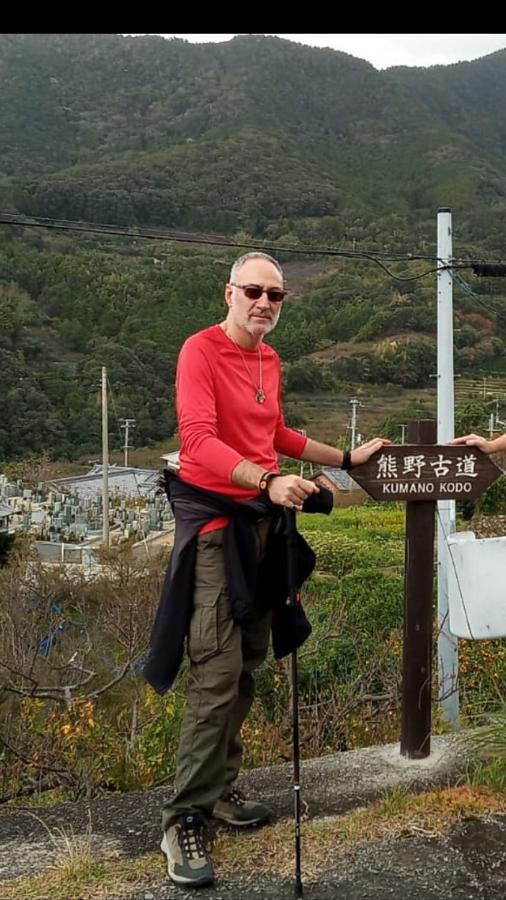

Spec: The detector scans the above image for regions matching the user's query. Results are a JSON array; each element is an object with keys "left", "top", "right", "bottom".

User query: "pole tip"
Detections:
[{"left": 437, "top": 207, "right": 451, "bottom": 213}]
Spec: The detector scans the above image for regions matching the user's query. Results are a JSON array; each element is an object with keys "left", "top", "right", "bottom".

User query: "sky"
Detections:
[{"left": 124, "top": 34, "right": 506, "bottom": 70}]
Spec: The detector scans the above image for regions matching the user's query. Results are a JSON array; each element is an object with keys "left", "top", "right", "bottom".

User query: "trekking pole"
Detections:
[{"left": 284, "top": 507, "right": 303, "bottom": 897}]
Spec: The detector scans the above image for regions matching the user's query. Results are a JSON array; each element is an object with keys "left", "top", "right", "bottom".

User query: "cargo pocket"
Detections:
[{"left": 188, "top": 587, "right": 221, "bottom": 663}]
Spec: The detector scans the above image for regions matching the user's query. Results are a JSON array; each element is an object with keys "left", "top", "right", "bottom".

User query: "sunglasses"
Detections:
[{"left": 230, "top": 283, "right": 287, "bottom": 303}]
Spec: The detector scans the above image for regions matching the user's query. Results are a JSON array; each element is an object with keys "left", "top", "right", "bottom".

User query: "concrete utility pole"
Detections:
[
  {"left": 349, "top": 398, "right": 363, "bottom": 450},
  {"left": 488, "top": 400, "right": 505, "bottom": 438},
  {"left": 120, "top": 418, "right": 136, "bottom": 467},
  {"left": 102, "top": 366, "right": 109, "bottom": 549},
  {"left": 436, "top": 208, "right": 459, "bottom": 729},
  {"left": 296, "top": 429, "right": 313, "bottom": 477}
]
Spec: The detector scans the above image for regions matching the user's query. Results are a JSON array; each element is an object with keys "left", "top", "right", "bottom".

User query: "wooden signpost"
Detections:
[{"left": 351, "top": 420, "right": 502, "bottom": 758}]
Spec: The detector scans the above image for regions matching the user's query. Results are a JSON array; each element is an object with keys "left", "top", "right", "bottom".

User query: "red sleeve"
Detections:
[
  {"left": 274, "top": 419, "right": 308, "bottom": 458},
  {"left": 273, "top": 357, "right": 308, "bottom": 458},
  {"left": 176, "top": 338, "right": 244, "bottom": 481}
]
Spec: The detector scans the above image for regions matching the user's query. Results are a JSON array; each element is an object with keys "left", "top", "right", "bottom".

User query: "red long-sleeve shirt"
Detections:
[{"left": 176, "top": 325, "right": 307, "bottom": 533}]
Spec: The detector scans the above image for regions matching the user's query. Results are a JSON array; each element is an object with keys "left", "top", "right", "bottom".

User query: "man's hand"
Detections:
[
  {"left": 267, "top": 474, "right": 319, "bottom": 510},
  {"left": 447, "top": 433, "right": 494, "bottom": 454},
  {"left": 351, "top": 437, "right": 391, "bottom": 467}
]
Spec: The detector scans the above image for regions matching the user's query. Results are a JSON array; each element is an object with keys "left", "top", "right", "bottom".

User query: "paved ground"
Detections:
[
  {"left": 127, "top": 815, "right": 506, "bottom": 900},
  {"left": 1, "top": 734, "right": 504, "bottom": 899}
]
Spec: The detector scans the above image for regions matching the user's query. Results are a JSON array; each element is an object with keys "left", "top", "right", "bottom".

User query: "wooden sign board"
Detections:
[{"left": 351, "top": 445, "right": 502, "bottom": 502}]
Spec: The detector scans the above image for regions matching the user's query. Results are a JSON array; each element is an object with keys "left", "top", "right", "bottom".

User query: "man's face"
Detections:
[{"left": 225, "top": 258, "right": 285, "bottom": 338}]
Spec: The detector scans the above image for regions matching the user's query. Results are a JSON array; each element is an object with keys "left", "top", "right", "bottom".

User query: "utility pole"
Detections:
[
  {"left": 102, "top": 366, "right": 109, "bottom": 549},
  {"left": 296, "top": 429, "right": 313, "bottom": 477},
  {"left": 437, "top": 208, "right": 459, "bottom": 729},
  {"left": 489, "top": 400, "right": 505, "bottom": 437},
  {"left": 120, "top": 418, "right": 136, "bottom": 467},
  {"left": 349, "top": 398, "right": 363, "bottom": 450}
]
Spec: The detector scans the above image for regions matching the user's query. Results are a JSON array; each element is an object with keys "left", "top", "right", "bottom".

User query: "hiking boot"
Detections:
[
  {"left": 161, "top": 812, "right": 214, "bottom": 886},
  {"left": 213, "top": 787, "right": 273, "bottom": 826}
]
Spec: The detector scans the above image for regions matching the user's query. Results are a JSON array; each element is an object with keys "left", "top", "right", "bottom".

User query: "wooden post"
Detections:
[
  {"left": 350, "top": 427, "right": 501, "bottom": 758},
  {"left": 401, "top": 420, "right": 436, "bottom": 758}
]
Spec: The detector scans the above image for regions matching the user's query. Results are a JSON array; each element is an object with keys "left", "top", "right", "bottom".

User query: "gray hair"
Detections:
[{"left": 229, "top": 252, "right": 284, "bottom": 284}]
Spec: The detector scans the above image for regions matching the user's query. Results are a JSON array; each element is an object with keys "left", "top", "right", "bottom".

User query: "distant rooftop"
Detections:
[
  {"left": 315, "top": 466, "right": 361, "bottom": 492},
  {"left": 48, "top": 465, "right": 163, "bottom": 501},
  {"left": 160, "top": 451, "right": 180, "bottom": 470}
]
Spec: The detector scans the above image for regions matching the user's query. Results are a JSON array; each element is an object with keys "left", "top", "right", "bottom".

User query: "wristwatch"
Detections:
[
  {"left": 341, "top": 450, "right": 353, "bottom": 470},
  {"left": 258, "top": 471, "right": 280, "bottom": 493}
]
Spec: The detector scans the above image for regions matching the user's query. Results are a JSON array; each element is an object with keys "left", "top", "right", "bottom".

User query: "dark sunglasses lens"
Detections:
[
  {"left": 242, "top": 286, "right": 285, "bottom": 302},
  {"left": 243, "top": 287, "right": 263, "bottom": 300}
]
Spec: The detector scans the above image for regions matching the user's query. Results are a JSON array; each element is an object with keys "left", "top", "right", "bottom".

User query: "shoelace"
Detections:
[
  {"left": 223, "top": 788, "right": 245, "bottom": 807},
  {"left": 177, "top": 815, "right": 212, "bottom": 859}
]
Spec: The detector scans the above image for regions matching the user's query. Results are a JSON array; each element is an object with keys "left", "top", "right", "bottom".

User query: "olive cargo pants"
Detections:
[{"left": 162, "top": 519, "right": 272, "bottom": 827}]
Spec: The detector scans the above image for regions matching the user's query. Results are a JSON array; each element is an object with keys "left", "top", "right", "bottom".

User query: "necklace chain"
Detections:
[{"left": 225, "top": 329, "right": 266, "bottom": 403}]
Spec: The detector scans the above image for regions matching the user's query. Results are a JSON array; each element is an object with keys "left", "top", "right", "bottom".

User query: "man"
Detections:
[{"left": 158, "top": 252, "right": 389, "bottom": 887}]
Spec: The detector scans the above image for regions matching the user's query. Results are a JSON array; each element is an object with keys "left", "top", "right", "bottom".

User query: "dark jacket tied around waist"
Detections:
[{"left": 143, "top": 471, "right": 333, "bottom": 695}]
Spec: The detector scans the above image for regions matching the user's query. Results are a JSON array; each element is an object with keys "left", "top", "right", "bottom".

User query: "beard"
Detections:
[{"left": 235, "top": 306, "right": 281, "bottom": 337}]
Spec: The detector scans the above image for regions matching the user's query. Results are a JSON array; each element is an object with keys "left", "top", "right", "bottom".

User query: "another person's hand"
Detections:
[
  {"left": 351, "top": 437, "right": 391, "bottom": 467},
  {"left": 447, "top": 433, "right": 494, "bottom": 454},
  {"left": 267, "top": 474, "right": 319, "bottom": 510}
]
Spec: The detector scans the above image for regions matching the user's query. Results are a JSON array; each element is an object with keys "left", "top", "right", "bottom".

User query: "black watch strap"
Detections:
[
  {"left": 341, "top": 450, "right": 353, "bottom": 470},
  {"left": 259, "top": 471, "right": 281, "bottom": 493}
]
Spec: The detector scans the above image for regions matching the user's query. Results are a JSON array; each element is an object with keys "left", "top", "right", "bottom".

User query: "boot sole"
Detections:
[{"left": 213, "top": 811, "right": 272, "bottom": 827}]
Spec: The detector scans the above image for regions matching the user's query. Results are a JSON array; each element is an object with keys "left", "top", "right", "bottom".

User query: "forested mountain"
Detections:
[{"left": 1, "top": 34, "right": 505, "bottom": 459}]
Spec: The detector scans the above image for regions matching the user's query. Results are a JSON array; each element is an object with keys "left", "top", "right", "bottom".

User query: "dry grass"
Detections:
[
  {"left": 214, "top": 785, "right": 506, "bottom": 880},
  {"left": 0, "top": 853, "right": 160, "bottom": 900},
  {"left": 2, "top": 785, "right": 504, "bottom": 899},
  {"left": 0, "top": 808, "right": 158, "bottom": 899}
]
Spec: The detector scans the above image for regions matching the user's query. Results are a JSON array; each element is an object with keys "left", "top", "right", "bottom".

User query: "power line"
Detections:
[
  {"left": 0, "top": 211, "right": 439, "bottom": 260},
  {"left": 4, "top": 213, "right": 506, "bottom": 289},
  {"left": 0, "top": 212, "right": 453, "bottom": 283},
  {"left": 458, "top": 292, "right": 506, "bottom": 330},
  {"left": 4, "top": 211, "right": 506, "bottom": 267},
  {"left": 451, "top": 270, "right": 477, "bottom": 297},
  {"left": 449, "top": 268, "right": 506, "bottom": 330}
]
